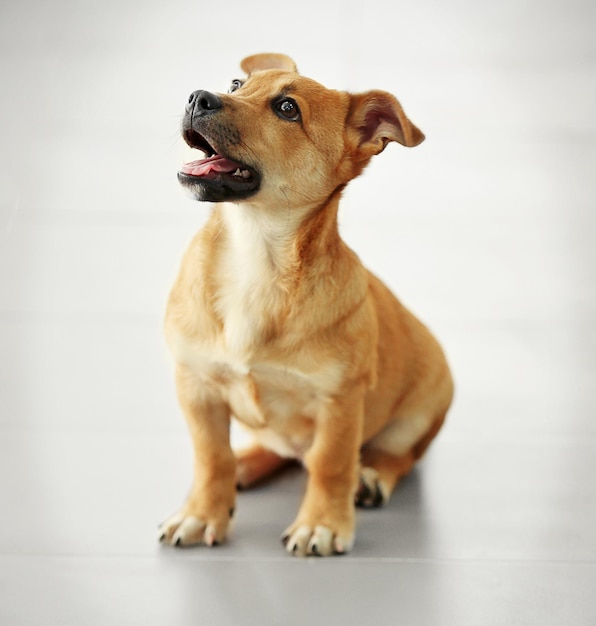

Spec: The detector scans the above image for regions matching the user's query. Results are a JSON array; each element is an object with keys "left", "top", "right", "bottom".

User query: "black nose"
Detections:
[{"left": 186, "top": 90, "right": 222, "bottom": 115}]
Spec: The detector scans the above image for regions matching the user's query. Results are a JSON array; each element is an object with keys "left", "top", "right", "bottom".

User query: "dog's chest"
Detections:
[
  {"left": 171, "top": 333, "right": 340, "bottom": 448},
  {"left": 168, "top": 205, "right": 345, "bottom": 454},
  {"left": 215, "top": 245, "right": 276, "bottom": 356},
  {"left": 213, "top": 206, "right": 290, "bottom": 356}
]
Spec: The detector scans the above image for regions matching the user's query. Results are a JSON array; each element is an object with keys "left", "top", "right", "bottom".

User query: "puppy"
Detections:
[{"left": 159, "top": 53, "right": 453, "bottom": 556}]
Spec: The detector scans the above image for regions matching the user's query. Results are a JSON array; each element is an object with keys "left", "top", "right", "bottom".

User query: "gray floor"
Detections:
[{"left": 1, "top": 0, "right": 595, "bottom": 624}]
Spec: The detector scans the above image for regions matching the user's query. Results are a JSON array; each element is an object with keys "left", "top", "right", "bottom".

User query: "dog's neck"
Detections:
[
  {"left": 219, "top": 202, "right": 301, "bottom": 275},
  {"left": 218, "top": 193, "right": 342, "bottom": 276},
  {"left": 211, "top": 196, "right": 343, "bottom": 355}
]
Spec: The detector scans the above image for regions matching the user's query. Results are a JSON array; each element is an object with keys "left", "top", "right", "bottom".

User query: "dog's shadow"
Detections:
[
  {"left": 236, "top": 462, "right": 432, "bottom": 556},
  {"left": 355, "top": 468, "right": 434, "bottom": 556}
]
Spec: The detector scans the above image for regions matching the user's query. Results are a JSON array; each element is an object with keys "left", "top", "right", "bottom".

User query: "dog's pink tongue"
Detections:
[{"left": 181, "top": 155, "right": 239, "bottom": 177}]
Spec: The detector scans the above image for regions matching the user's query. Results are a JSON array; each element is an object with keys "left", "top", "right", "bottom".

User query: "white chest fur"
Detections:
[{"left": 213, "top": 203, "right": 292, "bottom": 357}]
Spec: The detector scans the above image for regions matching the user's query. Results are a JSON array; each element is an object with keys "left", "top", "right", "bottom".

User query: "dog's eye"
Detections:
[
  {"left": 273, "top": 97, "right": 301, "bottom": 122},
  {"left": 228, "top": 79, "right": 243, "bottom": 94}
]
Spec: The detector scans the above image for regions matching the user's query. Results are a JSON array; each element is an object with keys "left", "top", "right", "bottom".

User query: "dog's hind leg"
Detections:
[
  {"left": 235, "top": 443, "right": 295, "bottom": 489},
  {"left": 356, "top": 412, "right": 446, "bottom": 507}
]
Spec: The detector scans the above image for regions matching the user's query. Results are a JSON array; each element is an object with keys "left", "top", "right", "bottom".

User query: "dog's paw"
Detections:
[
  {"left": 158, "top": 506, "right": 234, "bottom": 548},
  {"left": 355, "top": 467, "right": 389, "bottom": 508},
  {"left": 281, "top": 524, "right": 354, "bottom": 557}
]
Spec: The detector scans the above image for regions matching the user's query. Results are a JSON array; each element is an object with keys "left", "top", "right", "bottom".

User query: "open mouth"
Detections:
[{"left": 178, "top": 129, "right": 260, "bottom": 198}]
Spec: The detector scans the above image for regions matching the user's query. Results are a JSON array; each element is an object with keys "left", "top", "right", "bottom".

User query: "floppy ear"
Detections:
[
  {"left": 348, "top": 90, "right": 424, "bottom": 159},
  {"left": 241, "top": 53, "right": 298, "bottom": 75}
]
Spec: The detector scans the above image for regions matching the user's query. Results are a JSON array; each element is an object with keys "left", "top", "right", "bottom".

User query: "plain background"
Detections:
[{"left": 1, "top": 0, "right": 595, "bottom": 624}]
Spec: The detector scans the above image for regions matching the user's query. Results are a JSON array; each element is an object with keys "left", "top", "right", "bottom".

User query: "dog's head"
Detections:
[{"left": 178, "top": 53, "right": 424, "bottom": 207}]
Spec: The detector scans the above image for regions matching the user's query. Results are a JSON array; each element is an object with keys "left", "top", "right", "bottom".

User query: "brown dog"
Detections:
[{"left": 159, "top": 53, "right": 453, "bottom": 556}]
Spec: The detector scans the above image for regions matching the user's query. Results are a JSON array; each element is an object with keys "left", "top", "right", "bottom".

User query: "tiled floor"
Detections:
[{"left": 1, "top": 0, "right": 595, "bottom": 624}]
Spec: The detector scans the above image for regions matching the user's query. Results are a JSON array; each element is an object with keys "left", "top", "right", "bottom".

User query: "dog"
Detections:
[{"left": 159, "top": 53, "right": 454, "bottom": 556}]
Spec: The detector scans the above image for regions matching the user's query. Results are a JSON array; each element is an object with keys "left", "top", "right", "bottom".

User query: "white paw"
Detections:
[
  {"left": 355, "top": 467, "right": 389, "bottom": 508},
  {"left": 158, "top": 513, "right": 224, "bottom": 547},
  {"left": 281, "top": 524, "right": 354, "bottom": 557}
]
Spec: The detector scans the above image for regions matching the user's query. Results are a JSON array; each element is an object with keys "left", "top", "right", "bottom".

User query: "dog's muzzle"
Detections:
[{"left": 178, "top": 90, "right": 260, "bottom": 202}]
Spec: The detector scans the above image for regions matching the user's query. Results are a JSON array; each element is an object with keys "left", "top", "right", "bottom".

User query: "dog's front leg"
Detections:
[
  {"left": 159, "top": 364, "right": 236, "bottom": 548},
  {"left": 282, "top": 384, "right": 365, "bottom": 557}
]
